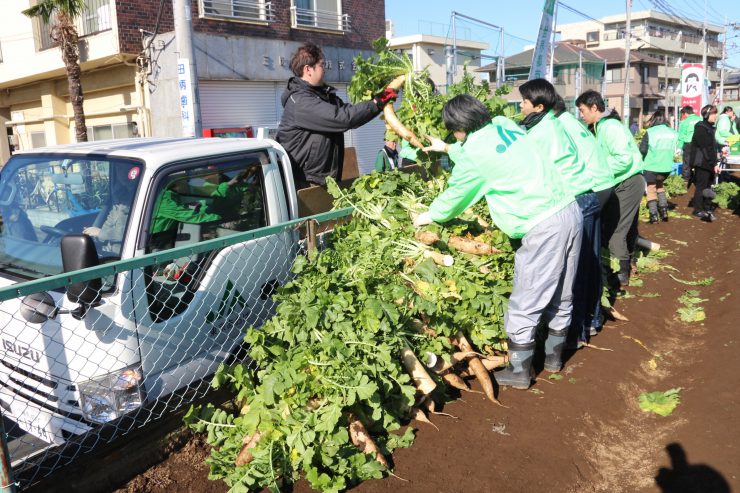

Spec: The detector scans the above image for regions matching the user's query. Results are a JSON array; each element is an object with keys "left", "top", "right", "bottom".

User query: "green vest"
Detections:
[
  {"left": 428, "top": 117, "right": 574, "bottom": 239},
  {"left": 678, "top": 114, "right": 701, "bottom": 147},
  {"left": 527, "top": 111, "right": 595, "bottom": 196},
  {"left": 715, "top": 113, "right": 737, "bottom": 144},
  {"left": 594, "top": 117, "right": 644, "bottom": 185},
  {"left": 557, "top": 111, "right": 614, "bottom": 192},
  {"left": 643, "top": 124, "right": 679, "bottom": 173}
]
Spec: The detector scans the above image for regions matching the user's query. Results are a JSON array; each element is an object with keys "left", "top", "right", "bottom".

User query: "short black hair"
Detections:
[
  {"left": 648, "top": 108, "right": 666, "bottom": 127},
  {"left": 575, "top": 90, "right": 605, "bottom": 112},
  {"left": 722, "top": 106, "right": 734, "bottom": 114},
  {"left": 680, "top": 105, "right": 694, "bottom": 115},
  {"left": 552, "top": 95, "right": 567, "bottom": 116},
  {"left": 290, "top": 43, "right": 324, "bottom": 77},
  {"left": 518, "top": 78, "right": 558, "bottom": 112},
  {"left": 700, "top": 104, "right": 718, "bottom": 120},
  {"left": 442, "top": 95, "right": 492, "bottom": 134}
]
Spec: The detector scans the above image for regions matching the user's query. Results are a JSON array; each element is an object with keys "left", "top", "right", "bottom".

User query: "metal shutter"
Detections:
[{"left": 200, "top": 81, "right": 281, "bottom": 128}]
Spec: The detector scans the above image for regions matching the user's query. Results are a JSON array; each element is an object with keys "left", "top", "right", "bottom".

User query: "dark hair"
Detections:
[
  {"left": 442, "top": 95, "right": 492, "bottom": 134},
  {"left": 575, "top": 90, "right": 605, "bottom": 112},
  {"left": 647, "top": 109, "right": 666, "bottom": 127},
  {"left": 290, "top": 43, "right": 324, "bottom": 77},
  {"left": 519, "top": 78, "right": 558, "bottom": 112},
  {"left": 680, "top": 105, "right": 694, "bottom": 115},
  {"left": 722, "top": 106, "right": 734, "bottom": 114},
  {"left": 552, "top": 95, "right": 567, "bottom": 116},
  {"left": 700, "top": 104, "right": 718, "bottom": 120}
]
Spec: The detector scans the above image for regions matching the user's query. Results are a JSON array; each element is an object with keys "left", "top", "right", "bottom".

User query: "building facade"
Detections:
[
  {"left": 558, "top": 9, "right": 724, "bottom": 94},
  {"left": 0, "top": 0, "right": 386, "bottom": 171}
]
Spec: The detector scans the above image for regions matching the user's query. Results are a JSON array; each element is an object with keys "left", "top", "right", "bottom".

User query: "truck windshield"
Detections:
[{"left": 0, "top": 156, "right": 141, "bottom": 280}]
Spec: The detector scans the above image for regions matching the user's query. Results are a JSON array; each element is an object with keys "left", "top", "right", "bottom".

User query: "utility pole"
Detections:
[
  {"left": 701, "top": 0, "right": 708, "bottom": 106},
  {"left": 719, "top": 18, "right": 728, "bottom": 106},
  {"left": 576, "top": 50, "right": 582, "bottom": 98},
  {"left": 623, "top": 0, "right": 632, "bottom": 127},
  {"left": 173, "top": 0, "right": 202, "bottom": 137}
]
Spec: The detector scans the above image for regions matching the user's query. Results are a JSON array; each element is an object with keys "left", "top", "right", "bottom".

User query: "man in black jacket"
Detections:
[{"left": 276, "top": 43, "right": 397, "bottom": 188}]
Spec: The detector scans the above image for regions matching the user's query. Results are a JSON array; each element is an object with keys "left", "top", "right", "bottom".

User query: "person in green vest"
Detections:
[
  {"left": 553, "top": 95, "right": 615, "bottom": 345},
  {"left": 518, "top": 79, "right": 597, "bottom": 358},
  {"left": 149, "top": 179, "right": 223, "bottom": 251},
  {"left": 640, "top": 108, "right": 679, "bottom": 223},
  {"left": 413, "top": 95, "right": 581, "bottom": 390},
  {"left": 575, "top": 90, "right": 644, "bottom": 291},
  {"left": 374, "top": 139, "right": 402, "bottom": 172},
  {"left": 678, "top": 105, "right": 701, "bottom": 184},
  {"left": 714, "top": 106, "right": 737, "bottom": 146}
]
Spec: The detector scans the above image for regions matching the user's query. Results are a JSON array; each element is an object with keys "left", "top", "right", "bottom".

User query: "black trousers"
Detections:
[
  {"left": 682, "top": 144, "right": 693, "bottom": 181},
  {"left": 692, "top": 167, "right": 715, "bottom": 213}
]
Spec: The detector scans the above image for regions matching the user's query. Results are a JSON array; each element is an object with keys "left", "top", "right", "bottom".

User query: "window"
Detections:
[
  {"left": 89, "top": 123, "right": 138, "bottom": 141},
  {"left": 30, "top": 132, "right": 47, "bottom": 149},
  {"left": 642, "top": 66, "right": 649, "bottom": 82},
  {"left": 199, "top": 0, "right": 274, "bottom": 22},
  {"left": 586, "top": 31, "right": 599, "bottom": 43},
  {"left": 291, "top": 0, "right": 350, "bottom": 32},
  {"left": 606, "top": 68, "right": 622, "bottom": 83},
  {"left": 36, "top": 0, "right": 112, "bottom": 51},
  {"left": 0, "top": 157, "right": 140, "bottom": 280},
  {"left": 145, "top": 154, "right": 269, "bottom": 321}
]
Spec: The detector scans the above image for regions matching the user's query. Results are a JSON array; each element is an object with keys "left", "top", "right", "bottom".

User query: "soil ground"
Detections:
[{"left": 113, "top": 199, "right": 739, "bottom": 493}]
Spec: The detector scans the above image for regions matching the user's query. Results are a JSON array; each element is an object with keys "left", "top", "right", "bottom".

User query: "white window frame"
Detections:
[
  {"left": 198, "top": 0, "right": 274, "bottom": 23},
  {"left": 290, "top": 0, "right": 350, "bottom": 33}
]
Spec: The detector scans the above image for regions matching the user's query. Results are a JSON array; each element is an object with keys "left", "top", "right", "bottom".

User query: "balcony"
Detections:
[
  {"left": 199, "top": 0, "right": 275, "bottom": 23},
  {"left": 37, "top": 0, "right": 111, "bottom": 51},
  {"left": 290, "top": 6, "right": 351, "bottom": 33}
]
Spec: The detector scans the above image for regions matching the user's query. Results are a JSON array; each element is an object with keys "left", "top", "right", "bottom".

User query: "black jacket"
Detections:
[
  {"left": 276, "top": 77, "right": 380, "bottom": 186},
  {"left": 691, "top": 120, "right": 718, "bottom": 171}
]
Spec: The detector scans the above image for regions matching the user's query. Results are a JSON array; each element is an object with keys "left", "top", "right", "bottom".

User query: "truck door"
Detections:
[{"left": 128, "top": 149, "right": 294, "bottom": 400}]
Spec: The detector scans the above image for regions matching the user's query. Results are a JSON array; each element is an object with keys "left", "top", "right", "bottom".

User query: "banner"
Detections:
[
  {"left": 177, "top": 58, "right": 196, "bottom": 138},
  {"left": 680, "top": 63, "right": 704, "bottom": 115},
  {"left": 529, "top": 0, "right": 556, "bottom": 80}
]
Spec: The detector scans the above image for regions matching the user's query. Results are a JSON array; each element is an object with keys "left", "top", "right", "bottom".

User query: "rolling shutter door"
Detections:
[{"left": 200, "top": 81, "right": 281, "bottom": 128}]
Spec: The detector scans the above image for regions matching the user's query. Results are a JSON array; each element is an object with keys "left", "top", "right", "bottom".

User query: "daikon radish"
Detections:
[
  {"left": 348, "top": 414, "right": 389, "bottom": 468},
  {"left": 454, "top": 331, "right": 497, "bottom": 404},
  {"left": 400, "top": 346, "right": 437, "bottom": 395},
  {"left": 448, "top": 235, "right": 501, "bottom": 255},
  {"left": 235, "top": 431, "right": 262, "bottom": 466}
]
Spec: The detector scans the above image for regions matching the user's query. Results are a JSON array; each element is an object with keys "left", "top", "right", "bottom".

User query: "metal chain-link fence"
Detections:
[{"left": 0, "top": 207, "right": 351, "bottom": 490}]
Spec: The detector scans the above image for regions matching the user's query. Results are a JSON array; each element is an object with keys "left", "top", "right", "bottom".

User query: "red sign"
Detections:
[{"left": 681, "top": 63, "right": 704, "bottom": 115}]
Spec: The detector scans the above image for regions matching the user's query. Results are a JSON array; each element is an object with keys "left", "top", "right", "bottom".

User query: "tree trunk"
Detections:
[{"left": 56, "top": 13, "right": 87, "bottom": 142}]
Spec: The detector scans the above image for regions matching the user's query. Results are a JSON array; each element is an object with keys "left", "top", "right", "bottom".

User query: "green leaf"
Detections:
[{"left": 638, "top": 388, "right": 682, "bottom": 416}]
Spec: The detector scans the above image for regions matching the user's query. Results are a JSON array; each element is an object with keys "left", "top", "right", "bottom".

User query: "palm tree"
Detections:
[{"left": 23, "top": 0, "right": 88, "bottom": 142}]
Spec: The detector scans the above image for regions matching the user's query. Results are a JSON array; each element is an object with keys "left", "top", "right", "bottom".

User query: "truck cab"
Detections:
[{"left": 0, "top": 137, "right": 300, "bottom": 444}]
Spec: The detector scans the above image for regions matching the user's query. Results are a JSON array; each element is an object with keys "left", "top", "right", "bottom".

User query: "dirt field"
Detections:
[{"left": 113, "top": 200, "right": 739, "bottom": 493}]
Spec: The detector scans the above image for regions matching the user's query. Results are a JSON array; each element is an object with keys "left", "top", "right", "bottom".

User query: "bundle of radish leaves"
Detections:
[{"left": 185, "top": 41, "right": 516, "bottom": 493}]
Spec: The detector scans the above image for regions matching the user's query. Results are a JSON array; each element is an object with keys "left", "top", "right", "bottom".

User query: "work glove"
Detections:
[
  {"left": 412, "top": 211, "right": 433, "bottom": 228},
  {"left": 373, "top": 87, "right": 398, "bottom": 109},
  {"left": 422, "top": 135, "right": 448, "bottom": 153}
]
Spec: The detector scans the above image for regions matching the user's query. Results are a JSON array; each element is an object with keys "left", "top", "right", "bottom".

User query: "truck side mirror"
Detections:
[{"left": 61, "top": 234, "right": 102, "bottom": 317}]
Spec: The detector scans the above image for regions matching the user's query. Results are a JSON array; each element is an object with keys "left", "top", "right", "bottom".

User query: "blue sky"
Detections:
[{"left": 385, "top": 0, "right": 740, "bottom": 68}]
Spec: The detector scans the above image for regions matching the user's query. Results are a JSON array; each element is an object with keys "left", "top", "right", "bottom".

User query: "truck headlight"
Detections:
[{"left": 78, "top": 366, "right": 143, "bottom": 424}]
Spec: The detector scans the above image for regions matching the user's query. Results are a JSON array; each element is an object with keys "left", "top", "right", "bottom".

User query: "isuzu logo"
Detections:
[{"left": 2, "top": 338, "right": 41, "bottom": 363}]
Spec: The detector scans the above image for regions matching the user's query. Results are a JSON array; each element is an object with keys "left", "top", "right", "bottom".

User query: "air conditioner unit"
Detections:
[
  {"left": 7, "top": 134, "right": 18, "bottom": 147},
  {"left": 385, "top": 19, "right": 394, "bottom": 38}
]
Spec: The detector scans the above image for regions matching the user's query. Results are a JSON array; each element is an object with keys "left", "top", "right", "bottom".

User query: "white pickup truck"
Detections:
[{"left": 0, "top": 137, "right": 324, "bottom": 445}]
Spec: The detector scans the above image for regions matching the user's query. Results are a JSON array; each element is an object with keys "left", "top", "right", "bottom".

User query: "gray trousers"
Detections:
[
  {"left": 505, "top": 201, "right": 583, "bottom": 344},
  {"left": 602, "top": 173, "right": 646, "bottom": 262}
]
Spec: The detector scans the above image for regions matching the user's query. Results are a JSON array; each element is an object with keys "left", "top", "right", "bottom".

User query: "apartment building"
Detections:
[
  {"left": 0, "top": 0, "right": 386, "bottom": 170},
  {"left": 558, "top": 9, "right": 724, "bottom": 93},
  {"left": 388, "top": 34, "right": 489, "bottom": 90}
]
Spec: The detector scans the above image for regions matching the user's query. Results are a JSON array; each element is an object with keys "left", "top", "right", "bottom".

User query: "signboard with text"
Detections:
[
  {"left": 680, "top": 63, "right": 704, "bottom": 115},
  {"left": 177, "top": 58, "right": 196, "bottom": 138}
]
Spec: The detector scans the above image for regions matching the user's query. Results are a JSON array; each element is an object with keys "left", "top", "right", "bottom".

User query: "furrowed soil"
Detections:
[{"left": 113, "top": 200, "right": 739, "bottom": 493}]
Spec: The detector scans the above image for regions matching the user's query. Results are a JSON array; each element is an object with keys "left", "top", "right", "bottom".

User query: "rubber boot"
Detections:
[
  {"left": 496, "top": 340, "right": 535, "bottom": 390},
  {"left": 647, "top": 199, "right": 659, "bottom": 224},
  {"left": 544, "top": 328, "right": 568, "bottom": 372},
  {"left": 617, "top": 259, "right": 631, "bottom": 288},
  {"left": 657, "top": 192, "right": 669, "bottom": 222}
]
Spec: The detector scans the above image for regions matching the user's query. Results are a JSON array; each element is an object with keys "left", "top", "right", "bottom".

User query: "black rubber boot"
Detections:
[
  {"left": 658, "top": 192, "right": 669, "bottom": 222},
  {"left": 496, "top": 340, "right": 535, "bottom": 390},
  {"left": 544, "top": 328, "right": 568, "bottom": 372},
  {"left": 659, "top": 206, "right": 669, "bottom": 222},
  {"left": 617, "top": 259, "right": 631, "bottom": 287},
  {"left": 647, "top": 200, "right": 659, "bottom": 224}
]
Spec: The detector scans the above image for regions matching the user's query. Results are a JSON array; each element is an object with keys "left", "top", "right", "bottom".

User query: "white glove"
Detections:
[
  {"left": 422, "top": 135, "right": 448, "bottom": 153},
  {"left": 413, "top": 211, "right": 433, "bottom": 228}
]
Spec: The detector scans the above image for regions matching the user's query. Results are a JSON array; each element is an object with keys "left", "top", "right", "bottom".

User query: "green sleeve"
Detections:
[
  {"left": 374, "top": 150, "right": 387, "bottom": 172},
  {"left": 428, "top": 143, "right": 485, "bottom": 223},
  {"left": 209, "top": 182, "right": 231, "bottom": 198},
  {"left": 716, "top": 115, "right": 730, "bottom": 144},
  {"left": 151, "top": 190, "right": 221, "bottom": 234}
]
